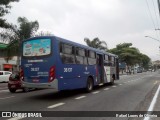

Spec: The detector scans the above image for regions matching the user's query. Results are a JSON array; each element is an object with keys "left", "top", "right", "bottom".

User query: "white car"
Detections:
[{"left": 0, "top": 71, "right": 12, "bottom": 82}]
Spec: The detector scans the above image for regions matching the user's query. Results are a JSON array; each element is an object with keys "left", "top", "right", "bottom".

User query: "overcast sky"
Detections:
[{"left": 4, "top": 0, "right": 160, "bottom": 61}]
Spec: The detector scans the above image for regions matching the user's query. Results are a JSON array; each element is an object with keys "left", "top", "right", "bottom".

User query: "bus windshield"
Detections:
[{"left": 23, "top": 38, "right": 51, "bottom": 57}]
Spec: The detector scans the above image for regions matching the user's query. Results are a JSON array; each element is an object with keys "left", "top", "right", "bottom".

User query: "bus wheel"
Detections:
[{"left": 86, "top": 77, "right": 93, "bottom": 92}]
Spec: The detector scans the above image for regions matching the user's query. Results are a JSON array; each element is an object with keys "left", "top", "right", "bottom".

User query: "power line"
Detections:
[
  {"left": 152, "top": 0, "right": 160, "bottom": 37},
  {"left": 157, "top": 0, "right": 160, "bottom": 37},
  {"left": 152, "top": 0, "right": 160, "bottom": 28},
  {"left": 145, "top": 0, "right": 159, "bottom": 38}
]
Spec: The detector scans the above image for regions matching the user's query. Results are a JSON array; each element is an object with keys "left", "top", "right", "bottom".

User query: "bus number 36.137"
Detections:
[{"left": 31, "top": 67, "right": 39, "bottom": 72}]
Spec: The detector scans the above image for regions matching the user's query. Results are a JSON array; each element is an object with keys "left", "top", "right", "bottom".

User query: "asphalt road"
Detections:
[{"left": 0, "top": 71, "right": 160, "bottom": 120}]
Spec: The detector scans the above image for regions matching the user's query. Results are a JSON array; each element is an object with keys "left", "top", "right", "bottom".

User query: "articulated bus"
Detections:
[{"left": 21, "top": 36, "right": 119, "bottom": 92}]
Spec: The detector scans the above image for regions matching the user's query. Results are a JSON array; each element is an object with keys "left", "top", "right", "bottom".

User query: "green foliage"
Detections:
[
  {"left": 0, "top": 0, "right": 19, "bottom": 28},
  {"left": 84, "top": 37, "right": 108, "bottom": 51},
  {"left": 109, "top": 43, "right": 151, "bottom": 68},
  {"left": 1, "top": 17, "right": 39, "bottom": 64},
  {"left": 17, "top": 17, "right": 39, "bottom": 39},
  {"left": 116, "top": 43, "right": 132, "bottom": 49},
  {"left": 140, "top": 54, "right": 151, "bottom": 69}
]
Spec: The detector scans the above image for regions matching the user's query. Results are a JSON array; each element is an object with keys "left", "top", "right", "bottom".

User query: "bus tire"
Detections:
[{"left": 86, "top": 77, "right": 93, "bottom": 92}]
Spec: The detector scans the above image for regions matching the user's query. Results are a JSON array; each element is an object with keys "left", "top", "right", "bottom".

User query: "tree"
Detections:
[
  {"left": 1, "top": 17, "right": 39, "bottom": 69},
  {"left": 0, "top": 0, "right": 19, "bottom": 28},
  {"left": 109, "top": 43, "right": 150, "bottom": 73},
  {"left": 109, "top": 43, "right": 140, "bottom": 64},
  {"left": 140, "top": 54, "right": 151, "bottom": 69},
  {"left": 84, "top": 37, "right": 108, "bottom": 51}
]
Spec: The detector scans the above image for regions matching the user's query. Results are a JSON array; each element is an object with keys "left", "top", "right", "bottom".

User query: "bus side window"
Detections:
[
  {"left": 84, "top": 50, "right": 88, "bottom": 65},
  {"left": 75, "top": 48, "right": 88, "bottom": 65},
  {"left": 104, "top": 54, "right": 109, "bottom": 66},
  {"left": 59, "top": 43, "right": 63, "bottom": 53},
  {"left": 104, "top": 54, "right": 109, "bottom": 61},
  {"left": 60, "top": 43, "right": 75, "bottom": 64},
  {"left": 63, "top": 44, "right": 73, "bottom": 54},
  {"left": 108, "top": 56, "right": 112, "bottom": 66},
  {"left": 112, "top": 57, "right": 115, "bottom": 66},
  {"left": 76, "top": 47, "right": 84, "bottom": 64},
  {"left": 110, "top": 56, "right": 115, "bottom": 67},
  {"left": 88, "top": 51, "right": 96, "bottom": 65}
]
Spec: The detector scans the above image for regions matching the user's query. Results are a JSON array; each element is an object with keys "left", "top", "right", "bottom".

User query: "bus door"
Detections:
[{"left": 97, "top": 54, "right": 104, "bottom": 84}]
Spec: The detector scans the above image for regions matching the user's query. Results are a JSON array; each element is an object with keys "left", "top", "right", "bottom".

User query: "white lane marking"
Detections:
[
  {"left": 119, "top": 84, "right": 123, "bottom": 86},
  {"left": 104, "top": 88, "right": 110, "bottom": 90},
  {"left": 47, "top": 102, "right": 65, "bottom": 109},
  {"left": 0, "top": 96, "right": 15, "bottom": 100},
  {"left": 8, "top": 117, "right": 24, "bottom": 120},
  {"left": 92, "top": 91, "right": 100, "bottom": 94},
  {"left": 75, "top": 96, "right": 86, "bottom": 100},
  {"left": 144, "top": 85, "right": 160, "bottom": 120},
  {"left": 112, "top": 86, "right": 117, "bottom": 88},
  {"left": 0, "top": 90, "right": 9, "bottom": 93}
]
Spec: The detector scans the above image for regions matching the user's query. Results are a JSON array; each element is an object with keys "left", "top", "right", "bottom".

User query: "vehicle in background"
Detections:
[
  {"left": 8, "top": 71, "right": 29, "bottom": 93},
  {"left": 0, "top": 71, "right": 12, "bottom": 82},
  {"left": 137, "top": 67, "right": 142, "bottom": 73}
]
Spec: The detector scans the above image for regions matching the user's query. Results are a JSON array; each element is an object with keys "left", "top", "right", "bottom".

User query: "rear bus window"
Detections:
[{"left": 23, "top": 38, "right": 51, "bottom": 57}]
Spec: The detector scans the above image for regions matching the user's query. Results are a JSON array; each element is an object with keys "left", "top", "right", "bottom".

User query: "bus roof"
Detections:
[{"left": 24, "top": 35, "right": 118, "bottom": 58}]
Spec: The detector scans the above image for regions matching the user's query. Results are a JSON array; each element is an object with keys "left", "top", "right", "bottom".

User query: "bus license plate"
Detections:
[{"left": 32, "top": 79, "right": 39, "bottom": 82}]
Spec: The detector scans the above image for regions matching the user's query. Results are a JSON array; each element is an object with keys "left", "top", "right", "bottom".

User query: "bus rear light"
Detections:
[
  {"left": 49, "top": 66, "right": 55, "bottom": 82},
  {"left": 20, "top": 68, "right": 24, "bottom": 81}
]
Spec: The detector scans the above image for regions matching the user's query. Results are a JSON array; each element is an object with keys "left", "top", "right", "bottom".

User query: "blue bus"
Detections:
[{"left": 21, "top": 36, "right": 119, "bottom": 92}]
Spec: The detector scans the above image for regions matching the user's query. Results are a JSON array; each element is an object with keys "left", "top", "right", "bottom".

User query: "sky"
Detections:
[{"left": 4, "top": 0, "right": 160, "bottom": 61}]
